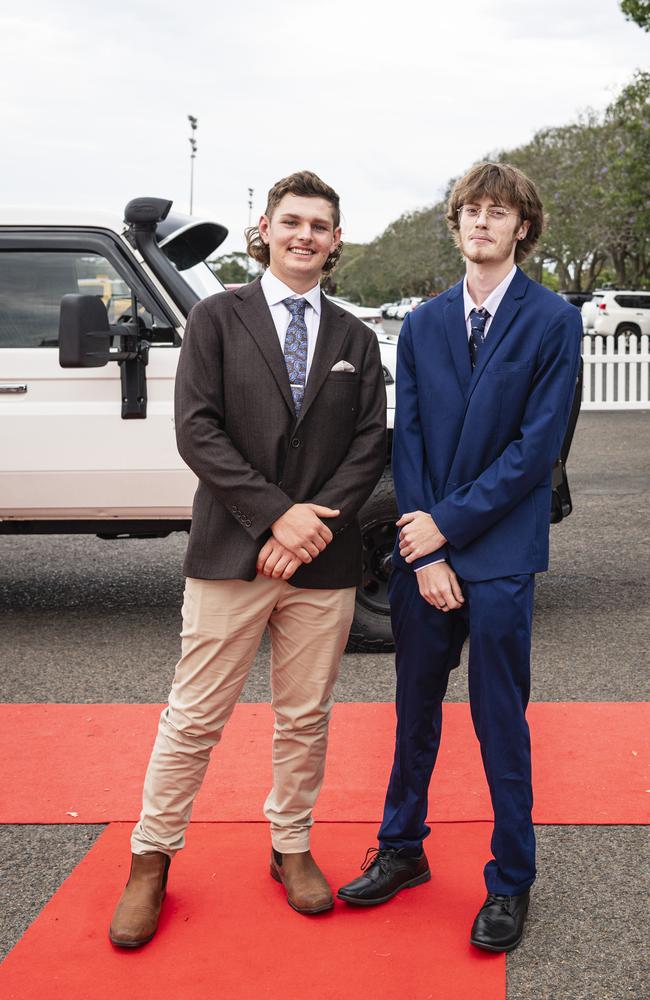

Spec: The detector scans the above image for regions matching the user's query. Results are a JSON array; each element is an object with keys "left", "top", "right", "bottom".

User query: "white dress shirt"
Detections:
[
  {"left": 260, "top": 268, "right": 322, "bottom": 379},
  {"left": 415, "top": 264, "right": 517, "bottom": 573},
  {"left": 462, "top": 264, "right": 517, "bottom": 339}
]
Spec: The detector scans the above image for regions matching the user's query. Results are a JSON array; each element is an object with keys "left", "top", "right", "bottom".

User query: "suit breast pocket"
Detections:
[
  {"left": 319, "top": 372, "right": 361, "bottom": 424},
  {"left": 326, "top": 372, "right": 360, "bottom": 383},
  {"left": 486, "top": 360, "right": 533, "bottom": 375}
]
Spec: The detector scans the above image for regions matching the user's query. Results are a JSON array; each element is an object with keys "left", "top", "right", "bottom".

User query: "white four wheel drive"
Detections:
[
  {"left": 582, "top": 289, "right": 650, "bottom": 341},
  {"left": 592, "top": 290, "right": 650, "bottom": 342},
  {"left": 0, "top": 198, "right": 398, "bottom": 650},
  {"left": 0, "top": 197, "right": 579, "bottom": 650}
]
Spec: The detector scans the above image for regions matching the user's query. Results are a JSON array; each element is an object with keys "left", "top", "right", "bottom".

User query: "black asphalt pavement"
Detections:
[{"left": 1, "top": 410, "right": 649, "bottom": 999}]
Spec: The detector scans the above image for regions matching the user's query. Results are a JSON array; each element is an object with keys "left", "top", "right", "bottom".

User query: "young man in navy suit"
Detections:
[{"left": 337, "top": 162, "right": 582, "bottom": 952}]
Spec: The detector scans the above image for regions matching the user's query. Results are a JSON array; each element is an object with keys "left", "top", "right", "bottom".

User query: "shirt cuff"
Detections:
[{"left": 414, "top": 558, "right": 446, "bottom": 572}]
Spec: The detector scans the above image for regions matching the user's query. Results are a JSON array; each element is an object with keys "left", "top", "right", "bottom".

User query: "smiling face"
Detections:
[
  {"left": 258, "top": 193, "right": 342, "bottom": 293},
  {"left": 457, "top": 196, "right": 530, "bottom": 268}
]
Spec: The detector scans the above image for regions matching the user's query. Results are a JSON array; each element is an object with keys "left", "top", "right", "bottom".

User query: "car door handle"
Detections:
[{"left": 0, "top": 384, "right": 28, "bottom": 393}]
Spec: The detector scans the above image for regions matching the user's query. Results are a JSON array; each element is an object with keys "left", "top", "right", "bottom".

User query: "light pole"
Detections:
[
  {"left": 247, "top": 187, "right": 255, "bottom": 281},
  {"left": 188, "top": 115, "right": 198, "bottom": 215}
]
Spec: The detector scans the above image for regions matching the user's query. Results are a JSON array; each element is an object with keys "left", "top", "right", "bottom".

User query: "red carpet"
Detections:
[
  {"left": 0, "top": 822, "right": 503, "bottom": 1000},
  {"left": 0, "top": 702, "right": 647, "bottom": 824}
]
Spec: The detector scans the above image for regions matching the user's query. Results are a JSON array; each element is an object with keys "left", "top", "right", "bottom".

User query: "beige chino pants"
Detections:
[{"left": 131, "top": 574, "right": 356, "bottom": 857}]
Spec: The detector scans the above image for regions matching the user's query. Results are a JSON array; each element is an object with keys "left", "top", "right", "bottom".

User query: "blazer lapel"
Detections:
[
  {"left": 443, "top": 280, "right": 472, "bottom": 393},
  {"left": 466, "top": 267, "right": 529, "bottom": 400},
  {"left": 297, "top": 294, "right": 349, "bottom": 425},
  {"left": 232, "top": 279, "right": 295, "bottom": 415}
]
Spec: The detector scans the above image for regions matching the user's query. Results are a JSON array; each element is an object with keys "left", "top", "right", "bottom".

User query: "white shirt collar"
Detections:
[
  {"left": 261, "top": 268, "right": 321, "bottom": 315},
  {"left": 463, "top": 264, "right": 517, "bottom": 321}
]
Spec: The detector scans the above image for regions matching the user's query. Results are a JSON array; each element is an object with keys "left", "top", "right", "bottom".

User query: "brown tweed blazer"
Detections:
[{"left": 174, "top": 278, "right": 387, "bottom": 589}]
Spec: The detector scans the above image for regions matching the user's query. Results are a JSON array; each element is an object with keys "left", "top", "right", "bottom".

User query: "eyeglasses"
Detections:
[{"left": 458, "top": 206, "right": 516, "bottom": 222}]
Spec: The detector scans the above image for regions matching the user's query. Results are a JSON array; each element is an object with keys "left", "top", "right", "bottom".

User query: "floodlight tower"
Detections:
[{"left": 188, "top": 115, "right": 198, "bottom": 215}]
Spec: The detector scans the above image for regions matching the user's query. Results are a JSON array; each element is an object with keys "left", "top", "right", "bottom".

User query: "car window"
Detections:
[
  {"left": 610, "top": 294, "right": 650, "bottom": 310},
  {"left": 0, "top": 250, "right": 175, "bottom": 348}
]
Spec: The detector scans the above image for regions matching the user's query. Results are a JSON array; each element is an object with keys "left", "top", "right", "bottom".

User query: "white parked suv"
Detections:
[
  {"left": 0, "top": 196, "right": 579, "bottom": 651},
  {"left": 582, "top": 289, "right": 650, "bottom": 339},
  {"left": 580, "top": 291, "right": 605, "bottom": 331}
]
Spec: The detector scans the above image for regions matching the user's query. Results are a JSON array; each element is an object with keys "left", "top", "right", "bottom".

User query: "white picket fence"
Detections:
[{"left": 581, "top": 333, "right": 650, "bottom": 410}]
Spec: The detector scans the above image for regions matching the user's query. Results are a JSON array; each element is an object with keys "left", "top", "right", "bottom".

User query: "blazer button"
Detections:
[
  {"left": 231, "top": 505, "right": 238, "bottom": 512},
  {"left": 245, "top": 518, "right": 251, "bottom": 527},
  {"left": 291, "top": 437, "right": 301, "bottom": 448}
]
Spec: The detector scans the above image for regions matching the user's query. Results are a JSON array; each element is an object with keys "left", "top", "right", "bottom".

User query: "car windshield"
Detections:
[{"left": 163, "top": 256, "right": 225, "bottom": 300}]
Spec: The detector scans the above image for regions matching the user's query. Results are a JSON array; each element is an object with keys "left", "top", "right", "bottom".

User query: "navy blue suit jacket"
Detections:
[{"left": 391, "top": 267, "right": 582, "bottom": 582}]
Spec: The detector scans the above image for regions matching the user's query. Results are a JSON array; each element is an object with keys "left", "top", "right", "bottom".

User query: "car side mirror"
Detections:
[{"left": 59, "top": 294, "right": 111, "bottom": 368}]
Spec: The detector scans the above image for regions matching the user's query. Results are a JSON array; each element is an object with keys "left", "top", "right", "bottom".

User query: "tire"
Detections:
[
  {"left": 347, "top": 470, "right": 397, "bottom": 653},
  {"left": 615, "top": 323, "right": 640, "bottom": 352}
]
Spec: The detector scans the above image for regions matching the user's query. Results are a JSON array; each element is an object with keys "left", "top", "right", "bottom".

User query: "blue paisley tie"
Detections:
[
  {"left": 469, "top": 307, "right": 490, "bottom": 369},
  {"left": 282, "top": 297, "right": 309, "bottom": 415}
]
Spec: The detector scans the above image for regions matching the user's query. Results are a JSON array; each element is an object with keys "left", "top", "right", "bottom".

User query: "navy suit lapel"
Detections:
[
  {"left": 232, "top": 279, "right": 295, "bottom": 415},
  {"left": 466, "top": 267, "right": 529, "bottom": 400},
  {"left": 443, "top": 280, "right": 472, "bottom": 393}
]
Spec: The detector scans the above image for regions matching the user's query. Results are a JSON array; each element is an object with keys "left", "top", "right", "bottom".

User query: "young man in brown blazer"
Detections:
[{"left": 109, "top": 170, "right": 387, "bottom": 946}]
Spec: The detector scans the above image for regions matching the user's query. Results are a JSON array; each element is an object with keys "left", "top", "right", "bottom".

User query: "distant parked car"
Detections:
[
  {"left": 580, "top": 291, "right": 608, "bottom": 331},
  {"left": 579, "top": 288, "right": 646, "bottom": 333},
  {"left": 592, "top": 290, "right": 650, "bottom": 343},
  {"left": 395, "top": 297, "right": 423, "bottom": 320},
  {"left": 558, "top": 291, "right": 592, "bottom": 311},
  {"left": 325, "top": 295, "right": 385, "bottom": 335},
  {"left": 380, "top": 301, "right": 396, "bottom": 318}
]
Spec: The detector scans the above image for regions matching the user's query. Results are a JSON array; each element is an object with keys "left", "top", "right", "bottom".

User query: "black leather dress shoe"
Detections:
[
  {"left": 337, "top": 847, "right": 430, "bottom": 906},
  {"left": 470, "top": 889, "right": 530, "bottom": 953}
]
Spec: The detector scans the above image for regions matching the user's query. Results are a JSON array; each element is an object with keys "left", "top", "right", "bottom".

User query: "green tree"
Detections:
[
  {"left": 333, "top": 71, "right": 649, "bottom": 301},
  {"left": 501, "top": 118, "right": 611, "bottom": 291},
  {"left": 209, "top": 251, "right": 254, "bottom": 285},
  {"left": 601, "top": 70, "right": 650, "bottom": 286},
  {"left": 498, "top": 72, "right": 649, "bottom": 290},
  {"left": 335, "top": 203, "right": 462, "bottom": 305},
  {"left": 620, "top": 0, "right": 650, "bottom": 30}
]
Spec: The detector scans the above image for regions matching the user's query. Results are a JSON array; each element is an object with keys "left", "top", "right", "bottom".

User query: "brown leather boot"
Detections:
[
  {"left": 270, "top": 849, "right": 334, "bottom": 915},
  {"left": 109, "top": 851, "right": 171, "bottom": 948}
]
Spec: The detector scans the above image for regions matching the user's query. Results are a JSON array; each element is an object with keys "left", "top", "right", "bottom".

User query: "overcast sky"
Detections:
[{"left": 1, "top": 1, "right": 647, "bottom": 254}]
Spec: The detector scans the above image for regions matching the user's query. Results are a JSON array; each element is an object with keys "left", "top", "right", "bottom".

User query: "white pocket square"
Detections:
[{"left": 330, "top": 360, "right": 356, "bottom": 372}]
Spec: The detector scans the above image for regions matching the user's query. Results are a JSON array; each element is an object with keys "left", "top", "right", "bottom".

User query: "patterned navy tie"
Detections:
[
  {"left": 469, "top": 307, "right": 490, "bottom": 369},
  {"left": 282, "top": 297, "right": 309, "bottom": 415}
]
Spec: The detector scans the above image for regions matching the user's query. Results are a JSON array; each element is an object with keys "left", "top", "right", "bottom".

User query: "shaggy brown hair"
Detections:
[
  {"left": 446, "top": 161, "right": 544, "bottom": 264},
  {"left": 245, "top": 170, "right": 343, "bottom": 275}
]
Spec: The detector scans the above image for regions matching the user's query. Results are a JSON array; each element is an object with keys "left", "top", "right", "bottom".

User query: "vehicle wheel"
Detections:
[
  {"left": 615, "top": 323, "right": 640, "bottom": 352},
  {"left": 347, "top": 470, "right": 397, "bottom": 653}
]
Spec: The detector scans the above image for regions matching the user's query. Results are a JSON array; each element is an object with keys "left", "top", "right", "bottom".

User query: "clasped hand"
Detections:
[
  {"left": 397, "top": 510, "right": 446, "bottom": 563},
  {"left": 257, "top": 502, "right": 340, "bottom": 580}
]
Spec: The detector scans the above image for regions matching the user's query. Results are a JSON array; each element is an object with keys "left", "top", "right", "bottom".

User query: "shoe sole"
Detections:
[
  {"left": 109, "top": 929, "right": 156, "bottom": 949},
  {"left": 336, "top": 869, "right": 431, "bottom": 906},
  {"left": 469, "top": 932, "right": 524, "bottom": 954},
  {"left": 269, "top": 863, "right": 334, "bottom": 915}
]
